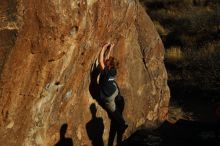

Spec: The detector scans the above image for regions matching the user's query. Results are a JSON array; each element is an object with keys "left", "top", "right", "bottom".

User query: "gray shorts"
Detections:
[{"left": 100, "top": 87, "right": 119, "bottom": 112}]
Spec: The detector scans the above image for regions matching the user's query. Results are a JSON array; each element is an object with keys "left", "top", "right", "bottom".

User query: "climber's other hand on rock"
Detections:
[{"left": 102, "top": 43, "right": 111, "bottom": 51}]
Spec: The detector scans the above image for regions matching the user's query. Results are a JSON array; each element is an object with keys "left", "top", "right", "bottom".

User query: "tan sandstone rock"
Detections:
[{"left": 0, "top": 0, "right": 170, "bottom": 145}]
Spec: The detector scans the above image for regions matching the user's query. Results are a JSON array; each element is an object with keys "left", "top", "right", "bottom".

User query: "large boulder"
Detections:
[{"left": 0, "top": 0, "right": 170, "bottom": 145}]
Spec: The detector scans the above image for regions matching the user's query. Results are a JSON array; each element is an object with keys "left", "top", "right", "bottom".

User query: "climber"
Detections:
[{"left": 98, "top": 42, "right": 128, "bottom": 133}]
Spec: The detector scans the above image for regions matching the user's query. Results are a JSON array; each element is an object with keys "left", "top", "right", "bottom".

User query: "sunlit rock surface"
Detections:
[{"left": 0, "top": 0, "right": 170, "bottom": 145}]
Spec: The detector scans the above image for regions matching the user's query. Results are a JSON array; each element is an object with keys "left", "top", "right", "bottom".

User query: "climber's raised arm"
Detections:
[
  {"left": 99, "top": 43, "right": 110, "bottom": 70},
  {"left": 105, "top": 43, "right": 114, "bottom": 60}
]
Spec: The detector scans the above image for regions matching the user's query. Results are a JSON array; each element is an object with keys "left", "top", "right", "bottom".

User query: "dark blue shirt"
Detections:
[{"left": 99, "top": 67, "right": 117, "bottom": 96}]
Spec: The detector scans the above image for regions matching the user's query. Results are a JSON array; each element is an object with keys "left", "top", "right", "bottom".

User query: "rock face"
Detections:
[{"left": 0, "top": 0, "right": 170, "bottom": 146}]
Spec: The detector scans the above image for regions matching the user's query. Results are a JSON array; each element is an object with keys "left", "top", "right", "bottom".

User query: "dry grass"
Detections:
[
  {"left": 165, "top": 47, "right": 184, "bottom": 61},
  {"left": 140, "top": 0, "right": 220, "bottom": 91},
  {"left": 167, "top": 105, "right": 196, "bottom": 124},
  {"left": 140, "top": 0, "right": 220, "bottom": 49}
]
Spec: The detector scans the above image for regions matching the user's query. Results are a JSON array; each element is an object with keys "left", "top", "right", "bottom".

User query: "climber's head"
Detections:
[
  {"left": 60, "top": 123, "right": 68, "bottom": 138},
  {"left": 105, "top": 56, "right": 119, "bottom": 76}
]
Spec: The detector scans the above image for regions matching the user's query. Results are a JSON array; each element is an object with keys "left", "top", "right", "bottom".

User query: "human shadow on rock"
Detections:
[
  {"left": 55, "top": 123, "right": 73, "bottom": 146},
  {"left": 86, "top": 103, "right": 104, "bottom": 146}
]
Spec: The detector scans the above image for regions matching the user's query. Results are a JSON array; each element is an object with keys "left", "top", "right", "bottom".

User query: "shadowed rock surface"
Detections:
[{"left": 0, "top": 0, "right": 169, "bottom": 146}]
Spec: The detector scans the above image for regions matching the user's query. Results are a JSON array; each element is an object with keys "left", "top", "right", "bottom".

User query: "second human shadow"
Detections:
[{"left": 86, "top": 103, "right": 104, "bottom": 146}]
